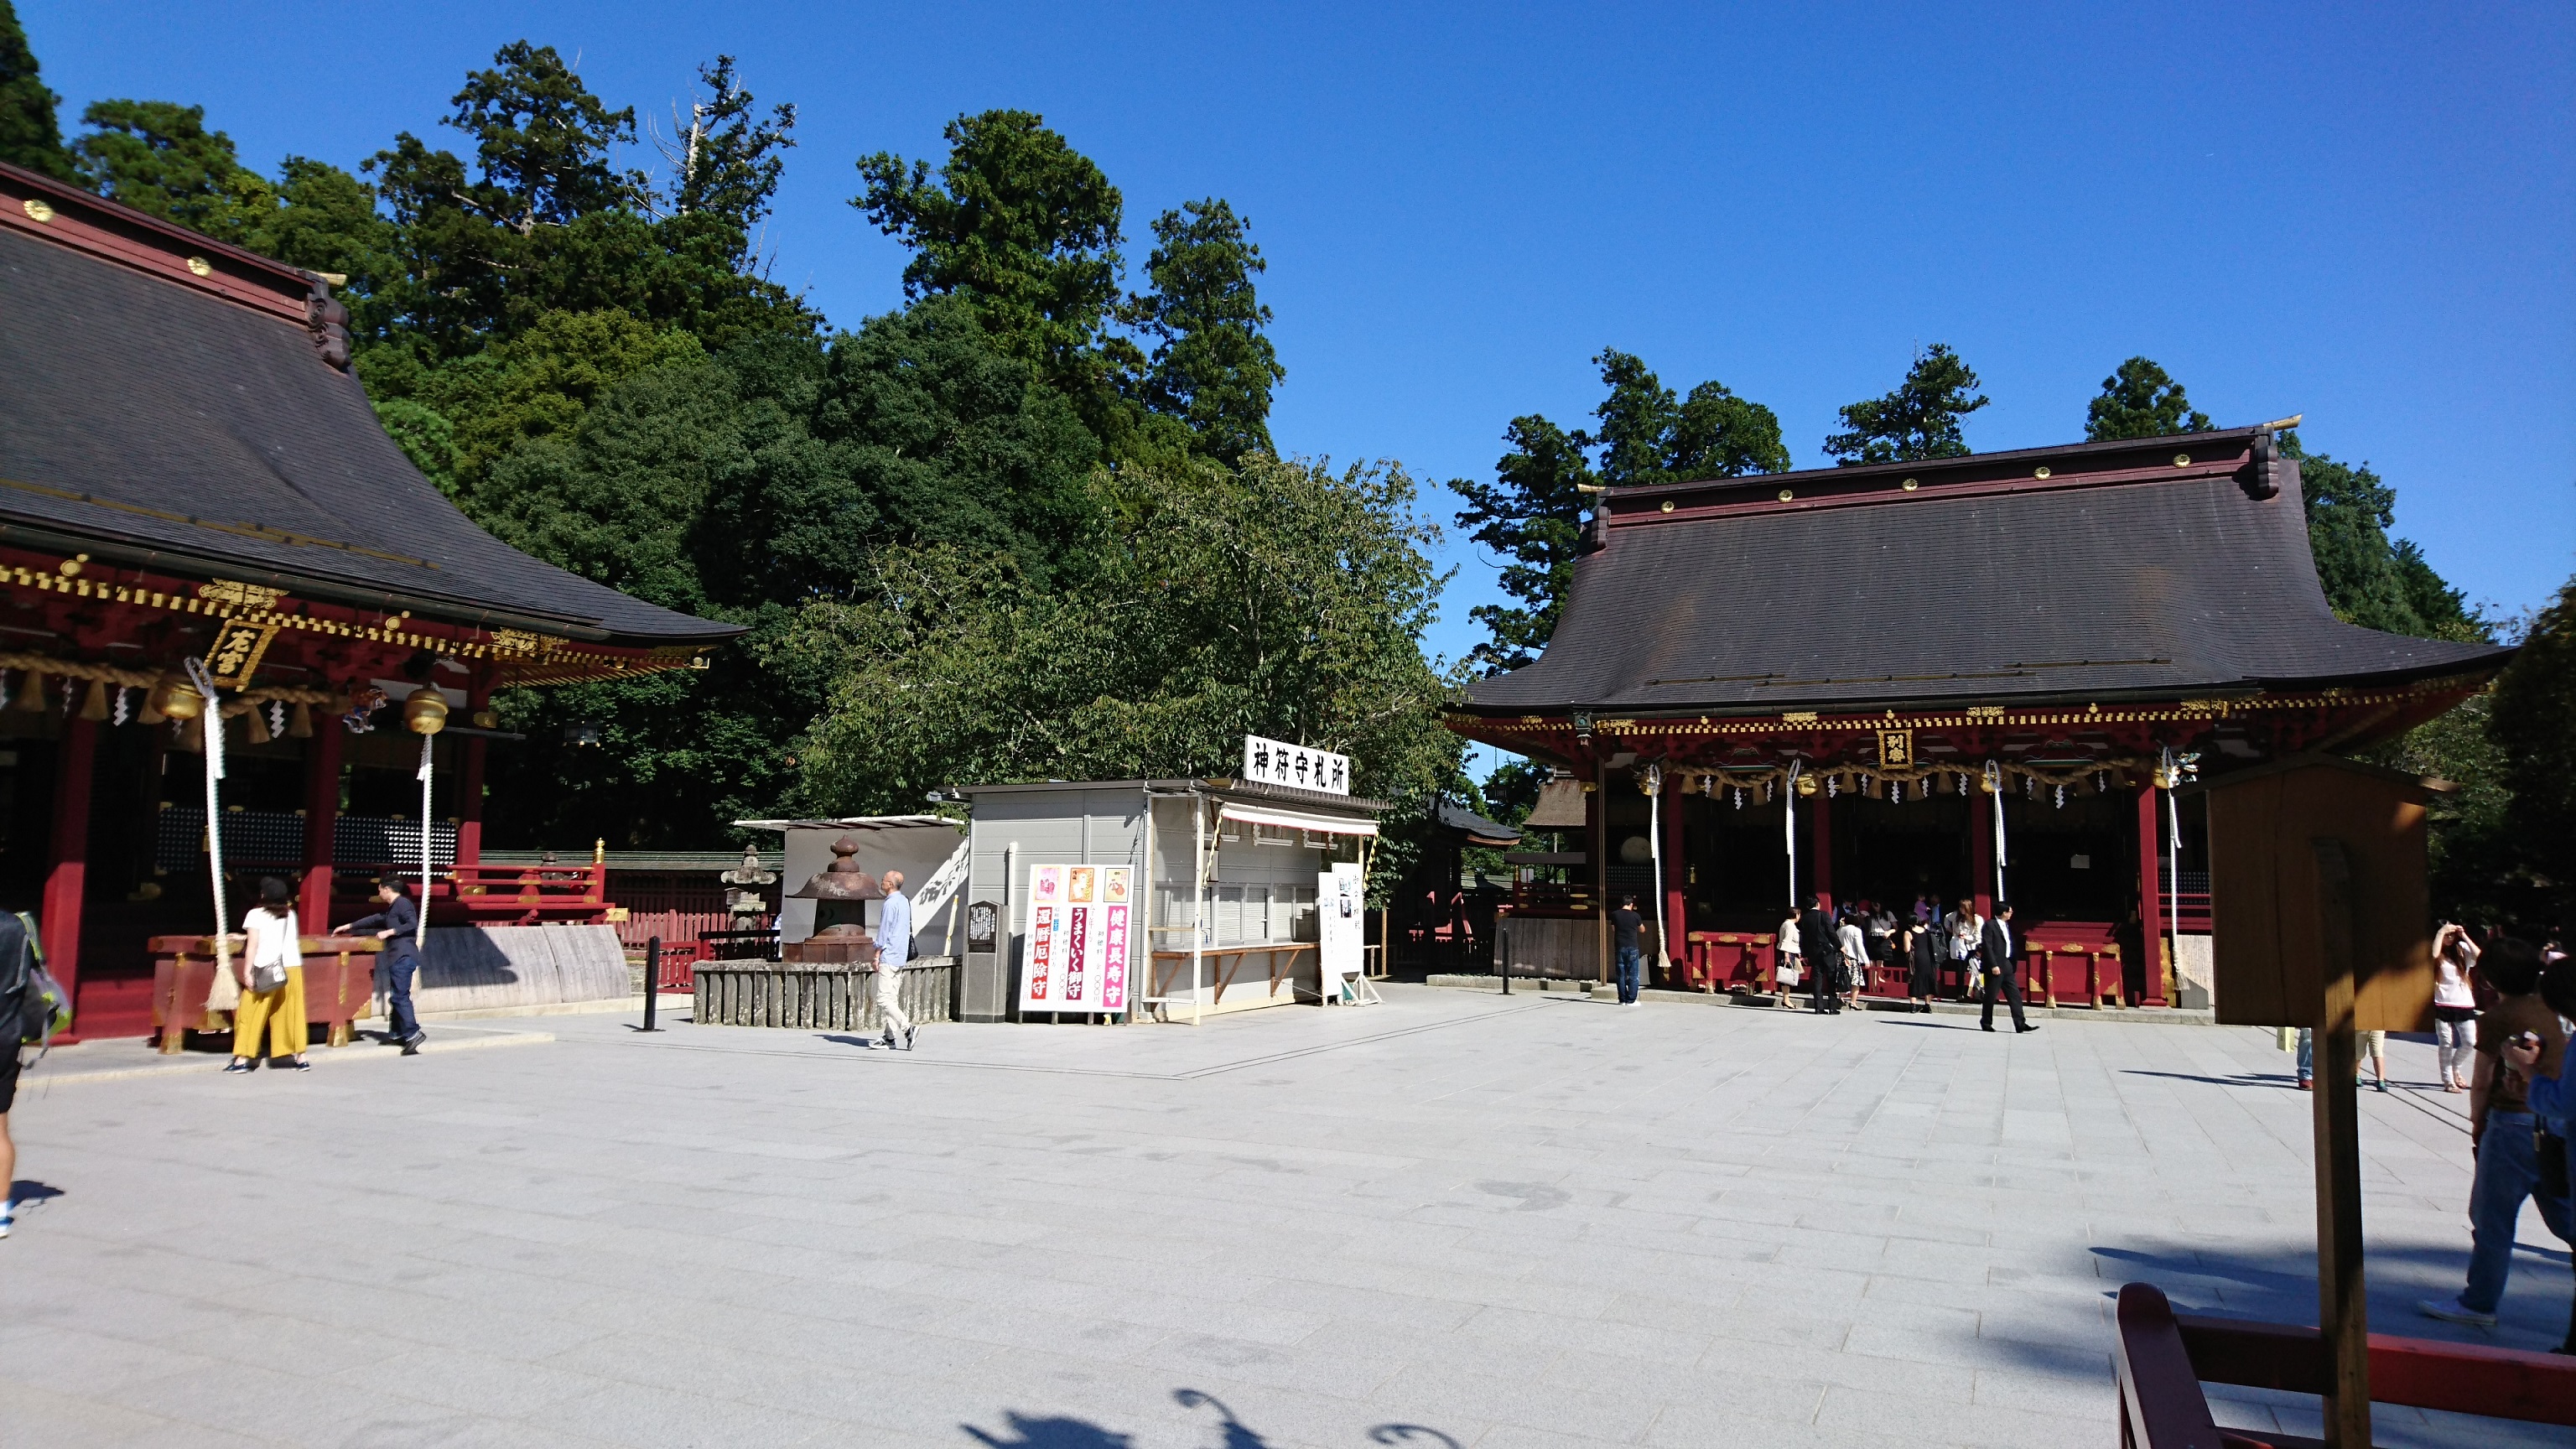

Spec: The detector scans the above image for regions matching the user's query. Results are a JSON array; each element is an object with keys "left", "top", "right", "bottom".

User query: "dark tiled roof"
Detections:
[
  {"left": 1465, "top": 430, "right": 2509, "bottom": 716},
  {"left": 0, "top": 174, "right": 738, "bottom": 647}
]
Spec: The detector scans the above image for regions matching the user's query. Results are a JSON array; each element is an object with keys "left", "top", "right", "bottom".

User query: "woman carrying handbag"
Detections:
[{"left": 226, "top": 876, "right": 310, "bottom": 1073}]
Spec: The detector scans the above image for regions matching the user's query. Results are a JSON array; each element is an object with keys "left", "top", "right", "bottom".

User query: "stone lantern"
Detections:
[{"left": 782, "top": 834, "right": 881, "bottom": 963}]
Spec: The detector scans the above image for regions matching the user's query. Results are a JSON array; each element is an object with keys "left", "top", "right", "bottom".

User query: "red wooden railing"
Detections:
[
  {"left": 614, "top": 911, "right": 771, "bottom": 980},
  {"left": 2114, "top": 1281, "right": 2576, "bottom": 1446}
]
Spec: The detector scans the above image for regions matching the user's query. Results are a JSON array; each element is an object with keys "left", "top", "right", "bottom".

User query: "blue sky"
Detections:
[{"left": 24, "top": 3, "right": 2573, "bottom": 690}]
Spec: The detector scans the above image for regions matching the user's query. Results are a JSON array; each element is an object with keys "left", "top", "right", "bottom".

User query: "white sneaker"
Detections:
[
  {"left": 0, "top": 1208, "right": 13, "bottom": 1239},
  {"left": 2418, "top": 1296, "right": 2496, "bottom": 1327}
]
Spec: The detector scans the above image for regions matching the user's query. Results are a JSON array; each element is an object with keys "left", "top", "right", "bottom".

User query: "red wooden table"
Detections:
[{"left": 149, "top": 935, "right": 385, "bottom": 1053}]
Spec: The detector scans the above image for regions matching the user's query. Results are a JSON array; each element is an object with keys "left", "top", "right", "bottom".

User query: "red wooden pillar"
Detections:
[
  {"left": 299, "top": 714, "right": 343, "bottom": 929},
  {"left": 1661, "top": 782, "right": 1688, "bottom": 984},
  {"left": 1971, "top": 787, "right": 1996, "bottom": 920},
  {"left": 41, "top": 716, "right": 96, "bottom": 1036},
  {"left": 2137, "top": 783, "right": 2167, "bottom": 1006},
  {"left": 1809, "top": 792, "right": 1833, "bottom": 910},
  {"left": 456, "top": 738, "right": 487, "bottom": 869}
]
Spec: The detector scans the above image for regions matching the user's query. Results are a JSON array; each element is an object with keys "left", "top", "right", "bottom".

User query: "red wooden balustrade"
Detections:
[{"left": 2114, "top": 1281, "right": 2576, "bottom": 1447}]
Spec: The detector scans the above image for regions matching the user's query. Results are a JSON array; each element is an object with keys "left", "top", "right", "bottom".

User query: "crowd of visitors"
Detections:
[{"left": 1773, "top": 892, "right": 2037, "bottom": 1031}]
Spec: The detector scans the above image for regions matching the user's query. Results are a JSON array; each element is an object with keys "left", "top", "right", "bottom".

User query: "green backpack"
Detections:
[{"left": 3, "top": 911, "right": 70, "bottom": 1057}]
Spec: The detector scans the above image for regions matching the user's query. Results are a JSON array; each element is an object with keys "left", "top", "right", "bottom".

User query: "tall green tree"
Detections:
[
  {"left": 2085, "top": 356, "right": 2214, "bottom": 440},
  {"left": 657, "top": 55, "right": 794, "bottom": 233},
  {"left": 70, "top": 99, "right": 273, "bottom": 239},
  {"left": 852, "top": 110, "right": 1125, "bottom": 393},
  {"left": 787, "top": 456, "right": 1457, "bottom": 824},
  {"left": 1127, "top": 199, "right": 1284, "bottom": 465},
  {"left": 1452, "top": 350, "right": 1784, "bottom": 674},
  {"left": 2288, "top": 435, "right": 2481, "bottom": 640},
  {"left": 1588, "top": 349, "right": 1788, "bottom": 486},
  {"left": 1451, "top": 416, "right": 1595, "bottom": 675},
  {"left": 2490, "top": 578, "right": 2576, "bottom": 931},
  {"left": 1823, "top": 344, "right": 1988, "bottom": 465},
  {"left": 0, "top": 0, "right": 72, "bottom": 181}
]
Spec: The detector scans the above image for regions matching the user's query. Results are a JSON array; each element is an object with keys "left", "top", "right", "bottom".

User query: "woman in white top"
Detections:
[
  {"left": 1948, "top": 900, "right": 1983, "bottom": 998},
  {"left": 1775, "top": 911, "right": 1803, "bottom": 1005},
  {"left": 2431, "top": 922, "right": 2480, "bottom": 1093},
  {"left": 227, "top": 875, "right": 310, "bottom": 1073},
  {"left": 1836, "top": 911, "right": 1869, "bottom": 1005}
]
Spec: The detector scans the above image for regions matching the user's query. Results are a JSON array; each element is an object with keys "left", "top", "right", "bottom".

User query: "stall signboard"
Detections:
[
  {"left": 1242, "top": 735, "right": 1351, "bottom": 796},
  {"left": 1318, "top": 861, "right": 1364, "bottom": 997},
  {"left": 1019, "top": 864, "right": 1131, "bottom": 1015}
]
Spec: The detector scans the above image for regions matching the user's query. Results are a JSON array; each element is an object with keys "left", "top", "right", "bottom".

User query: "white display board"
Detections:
[
  {"left": 1242, "top": 735, "right": 1351, "bottom": 795},
  {"left": 1019, "top": 863, "right": 1131, "bottom": 1015},
  {"left": 1318, "top": 861, "right": 1364, "bottom": 1000}
]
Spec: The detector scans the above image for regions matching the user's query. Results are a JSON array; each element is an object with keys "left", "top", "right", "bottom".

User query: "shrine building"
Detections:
[
  {"left": 0, "top": 160, "right": 742, "bottom": 1038},
  {"left": 1446, "top": 424, "right": 2513, "bottom": 1009}
]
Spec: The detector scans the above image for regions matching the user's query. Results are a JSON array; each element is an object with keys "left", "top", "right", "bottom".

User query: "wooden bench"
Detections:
[
  {"left": 1148, "top": 943, "right": 1315, "bottom": 1005},
  {"left": 149, "top": 935, "right": 383, "bottom": 1052},
  {"left": 2114, "top": 1280, "right": 2576, "bottom": 1446}
]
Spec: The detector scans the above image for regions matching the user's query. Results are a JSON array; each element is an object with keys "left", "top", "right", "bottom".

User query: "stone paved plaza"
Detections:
[{"left": 3, "top": 985, "right": 2565, "bottom": 1448}]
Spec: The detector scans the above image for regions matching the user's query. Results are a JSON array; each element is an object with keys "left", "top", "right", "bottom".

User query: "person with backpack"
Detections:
[
  {"left": 0, "top": 908, "right": 69, "bottom": 1239},
  {"left": 226, "top": 876, "right": 310, "bottom": 1073}
]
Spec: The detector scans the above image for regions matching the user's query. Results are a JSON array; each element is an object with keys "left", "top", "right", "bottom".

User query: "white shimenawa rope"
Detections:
[
  {"left": 1986, "top": 760, "right": 2008, "bottom": 903},
  {"left": 184, "top": 659, "right": 231, "bottom": 981},
  {"left": 1647, "top": 762, "right": 1669, "bottom": 973},
  {"left": 416, "top": 733, "right": 434, "bottom": 951},
  {"left": 1784, "top": 761, "right": 1802, "bottom": 907}
]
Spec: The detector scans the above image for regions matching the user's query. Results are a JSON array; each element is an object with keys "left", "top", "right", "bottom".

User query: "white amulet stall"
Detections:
[{"left": 954, "top": 771, "right": 1384, "bottom": 1026}]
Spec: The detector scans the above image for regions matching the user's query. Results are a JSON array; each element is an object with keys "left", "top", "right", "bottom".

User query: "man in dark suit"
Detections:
[
  {"left": 342, "top": 876, "right": 426, "bottom": 1055},
  {"left": 1981, "top": 901, "right": 2036, "bottom": 1034},
  {"left": 1797, "top": 892, "right": 1841, "bottom": 1015}
]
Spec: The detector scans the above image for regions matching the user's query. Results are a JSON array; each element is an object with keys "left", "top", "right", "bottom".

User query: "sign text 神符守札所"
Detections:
[{"left": 1241, "top": 735, "right": 1351, "bottom": 796}]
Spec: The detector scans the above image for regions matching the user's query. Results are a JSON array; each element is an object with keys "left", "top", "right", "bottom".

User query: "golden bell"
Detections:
[
  {"left": 1794, "top": 774, "right": 1818, "bottom": 797},
  {"left": 470, "top": 708, "right": 498, "bottom": 730},
  {"left": 402, "top": 685, "right": 449, "bottom": 735},
  {"left": 79, "top": 678, "right": 109, "bottom": 722},
  {"left": 149, "top": 672, "right": 203, "bottom": 721},
  {"left": 12, "top": 670, "right": 46, "bottom": 713}
]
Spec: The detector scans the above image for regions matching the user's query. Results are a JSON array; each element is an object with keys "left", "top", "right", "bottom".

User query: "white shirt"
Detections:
[
  {"left": 1776, "top": 916, "right": 1802, "bottom": 955},
  {"left": 2434, "top": 939, "right": 2477, "bottom": 1009},
  {"left": 244, "top": 907, "right": 302, "bottom": 976},
  {"left": 1836, "top": 922, "right": 1867, "bottom": 966}
]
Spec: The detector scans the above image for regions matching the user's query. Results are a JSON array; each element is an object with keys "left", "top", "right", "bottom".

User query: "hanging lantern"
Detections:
[
  {"left": 149, "top": 671, "right": 202, "bottom": 721},
  {"left": 402, "top": 685, "right": 449, "bottom": 735}
]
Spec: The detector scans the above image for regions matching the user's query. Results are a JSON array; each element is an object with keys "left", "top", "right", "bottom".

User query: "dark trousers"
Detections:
[
  {"left": 1981, "top": 962, "right": 2028, "bottom": 1030},
  {"left": 1614, "top": 946, "right": 1642, "bottom": 1004},
  {"left": 1810, "top": 954, "right": 1840, "bottom": 1014},
  {"left": 383, "top": 952, "right": 420, "bottom": 1041}
]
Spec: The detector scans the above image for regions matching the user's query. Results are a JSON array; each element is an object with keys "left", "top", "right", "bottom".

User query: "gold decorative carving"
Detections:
[
  {"left": 196, "top": 579, "right": 284, "bottom": 610},
  {"left": 486, "top": 628, "right": 558, "bottom": 657},
  {"left": 1781, "top": 711, "right": 1818, "bottom": 724},
  {"left": 1966, "top": 705, "right": 2005, "bottom": 719}
]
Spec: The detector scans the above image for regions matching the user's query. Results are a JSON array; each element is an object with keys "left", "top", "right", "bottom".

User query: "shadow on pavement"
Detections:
[{"left": 958, "top": 1390, "right": 1467, "bottom": 1448}]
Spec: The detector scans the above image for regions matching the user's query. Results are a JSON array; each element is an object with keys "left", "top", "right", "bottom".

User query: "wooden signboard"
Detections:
[{"left": 2193, "top": 754, "right": 2442, "bottom": 1031}]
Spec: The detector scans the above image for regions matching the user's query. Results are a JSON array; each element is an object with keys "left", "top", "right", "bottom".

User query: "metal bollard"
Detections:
[{"left": 641, "top": 937, "right": 662, "bottom": 1031}]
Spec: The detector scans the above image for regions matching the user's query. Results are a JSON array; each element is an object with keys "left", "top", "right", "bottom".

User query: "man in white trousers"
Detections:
[{"left": 875, "top": 870, "right": 915, "bottom": 1051}]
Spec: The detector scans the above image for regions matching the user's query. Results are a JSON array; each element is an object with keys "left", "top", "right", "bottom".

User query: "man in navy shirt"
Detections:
[{"left": 343, "top": 877, "right": 426, "bottom": 1055}]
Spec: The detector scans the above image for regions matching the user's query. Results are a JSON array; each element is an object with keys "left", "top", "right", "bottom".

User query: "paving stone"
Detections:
[{"left": 8, "top": 988, "right": 2549, "bottom": 1447}]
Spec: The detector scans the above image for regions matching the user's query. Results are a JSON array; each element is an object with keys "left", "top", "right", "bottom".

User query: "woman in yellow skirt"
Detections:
[{"left": 226, "top": 876, "right": 310, "bottom": 1072}]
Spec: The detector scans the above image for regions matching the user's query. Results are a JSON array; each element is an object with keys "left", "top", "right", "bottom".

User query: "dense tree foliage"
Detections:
[
  {"left": 2488, "top": 579, "right": 2576, "bottom": 932},
  {"left": 2085, "top": 356, "right": 2214, "bottom": 440},
  {"left": 1823, "top": 344, "right": 1988, "bottom": 464},
  {"left": 1451, "top": 349, "right": 1784, "bottom": 674},
  {"left": 0, "top": 2, "right": 71, "bottom": 181},
  {"left": 1128, "top": 199, "right": 1285, "bottom": 466},
  {"left": 791, "top": 458, "right": 1453, "bottom": 809}
]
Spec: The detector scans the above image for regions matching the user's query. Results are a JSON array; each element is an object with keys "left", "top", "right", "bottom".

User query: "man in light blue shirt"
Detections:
[{"left": 875, "top": 870, "right": 915, "bottom": 1051}]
